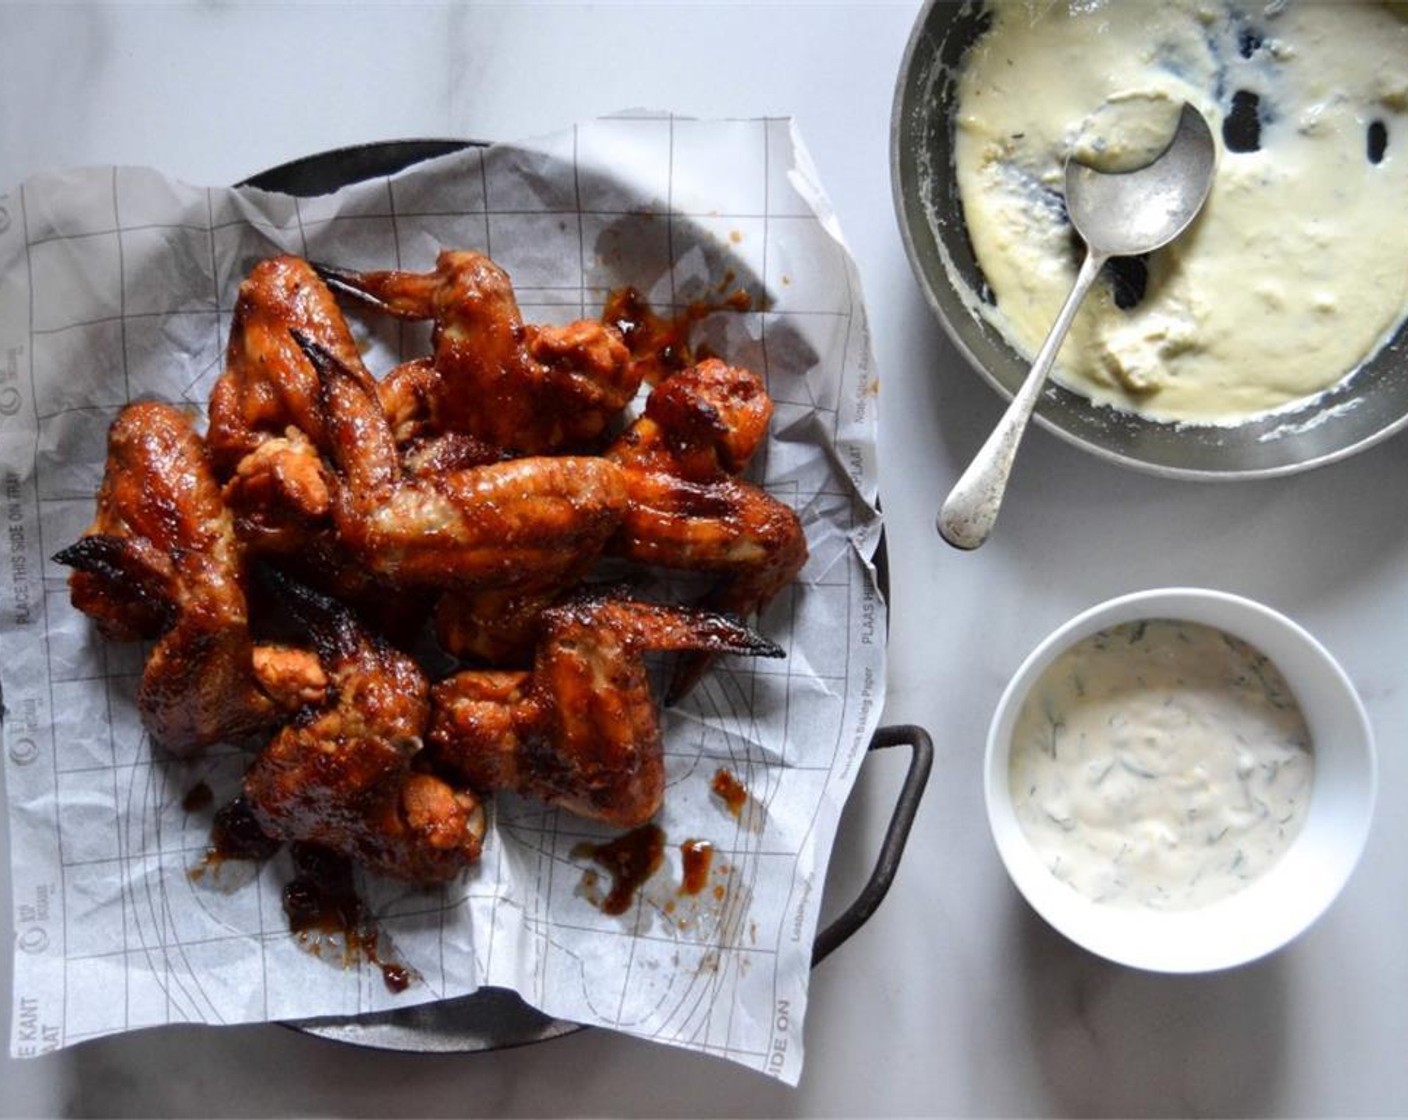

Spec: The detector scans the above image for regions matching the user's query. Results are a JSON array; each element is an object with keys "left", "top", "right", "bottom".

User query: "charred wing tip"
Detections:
[
  {"left": 52, "top": 534, "right": 127, "bottom": 576},
  {"left": 702, "top": 611, "right": 786, "bottom": 658},
  {"left": 253, "top": 562, "right": 361, "bottom": 661},
  {"left": 743, "top": 631, "right": 786, "bottom": 659},
  {"left": 290, "top": 329, "right": 361, "bottom": 403},
  {"left": 254, "top": 561, "right": 340, "bottom": 616},
  {"left": 51, "top": 542, "right": 85, "bottom": 569},
  {"left": 310, "top": 262, "right": 388, "bottom": 311},
  {"left": 291, "top": 331, "right": 335, "bottom": 415},
  {"left": 308, "top": 260, "right": 347, "bottom": 280},
  {"left": 663, "top": 617, "right": 784, "bottom": 705},
  {"left": 665, "top": 652, "right": 711, "bottom": 706},
  {"left": 288, "top": 328, "right": 329, "bottom": 369}
]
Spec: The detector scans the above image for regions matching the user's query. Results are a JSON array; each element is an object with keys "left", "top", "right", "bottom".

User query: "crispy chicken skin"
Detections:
[
  {"left": 244, "top": 573, "right": 485, "bottom": 883},
  {"left": 53, "top": 402, "right": 305, "bottom": 754},
  {"left": 427, "top": 591, "right": 782, "bottom": 828},
  {"left": 315, "top": 250, "right": 640, "bottom": 453}
]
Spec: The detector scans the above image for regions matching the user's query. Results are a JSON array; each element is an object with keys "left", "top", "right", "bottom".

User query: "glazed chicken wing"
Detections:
[
  {"left": 207, "top": 255, "right": 379, "bottom": 479},
  {"left": 315, "top": 250, "right": 640, "bottom": 454},
  {"left": 244, "top": 571, "right": 485, "bottom": 883},
  {"left": 206, "top": 255, "right": 402, "bottom": 623},
  {"left": 220, "top": 427, "right": 434, "bottom": 644},
  {"left": 423, "top": 364, "right": 776, "bottom": 664},
  {"left": 53, "top": 402, "right": 308, "bottom": 754},
  {"left": 210, "top": 257, "right": 500, "bottom": 609},
  {"left": 298, "top": 331, "right": 629, "bottom": 590},
  {"left": 604, "top": 360, "right": 808, "bottom": 698},
  {"left": 609, "top": 357, "right": 775, "bottom": 480},
  {"left": 427, "top": 591, "right": 782, "bottom": 827}
]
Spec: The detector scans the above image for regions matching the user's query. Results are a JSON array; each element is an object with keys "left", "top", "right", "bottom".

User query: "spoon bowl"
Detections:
[
  {"left": 936, "top": 102, "right": 1216, "bottom": 550},
  {"left": 1068, "top": 103, "right": 1219, "bottom": 257}
]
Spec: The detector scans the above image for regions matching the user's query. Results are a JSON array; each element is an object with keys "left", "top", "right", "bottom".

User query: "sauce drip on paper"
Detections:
[
  {"left": 603, "top": 281, "right": 753, "bottom": 386},
  {"left": 283, "top": 842, "right": 416, "bottom": 994},
  {"left": 204, "top": 794, "right": 281, "bottom": 865},
  {"left": 194, "top": 799, "right": 414, "bottom": 993},
  {"left": 711, "top": 767, "right": 749, "bottom": 818},
  {"left": 574, "top": 823, "right": 666, "bottom": 915},
  {"left": 679, "top": 838, "right": 715, "bottom": 896}
]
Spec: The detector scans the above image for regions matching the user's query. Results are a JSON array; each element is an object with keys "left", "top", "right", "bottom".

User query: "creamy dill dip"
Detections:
[
  {"left": 1008, "top": 619, "right": 1314, "bottom": 911},
  {"left": 954, "top": 0, "right": 1408, "bottom": 424}
]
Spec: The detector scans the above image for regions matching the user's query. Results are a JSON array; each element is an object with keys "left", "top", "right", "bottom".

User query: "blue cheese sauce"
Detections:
[
  {"left": 1009, "top": 619, "right": 1314, "bottom": 910},
  {"left": 953, "top": 0, "right": 1408, "bottom": 424}
]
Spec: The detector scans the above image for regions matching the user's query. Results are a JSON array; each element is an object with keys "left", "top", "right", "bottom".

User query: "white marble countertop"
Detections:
[{"left": 3, "top": 2, "right": 1407, "bottom": 1116}]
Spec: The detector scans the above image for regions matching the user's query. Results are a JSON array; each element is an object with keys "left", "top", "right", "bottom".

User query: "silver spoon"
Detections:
[{"left": 937, "top": 102, "right": 1217, "bottom": 550}]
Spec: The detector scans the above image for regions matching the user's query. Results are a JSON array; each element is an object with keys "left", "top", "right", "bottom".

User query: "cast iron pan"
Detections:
[{"left": 240, "top": 141, "right": 932, "bottom": 1052}]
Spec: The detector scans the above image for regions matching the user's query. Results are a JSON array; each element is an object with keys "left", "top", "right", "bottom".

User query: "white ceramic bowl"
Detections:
[{"left": 985, "top": 588, "right": 1377, "bottom": 973}]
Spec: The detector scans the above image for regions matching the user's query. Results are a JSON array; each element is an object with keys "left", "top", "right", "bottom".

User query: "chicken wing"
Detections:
[
  {"left": 432, "top": 581, "right": 569, "bottom": 667},
  {"left": 207, "top": 255, "right": 379, "bottom": 479},
  {"left": 204, "top": 256, "right": 410, "bottom": 627},
  {"left": 604, "top": 361, "right": 808, "bottom": 698},
  {"left": 53, "top": 402, "right": 302, "bottom": 754},
  {"left": 243, "top": 571, "right": 485, "bottom": 884},
  {"left": 298, "top": 331, "right": 629, "bottom": 591},
  {"left": 220, "top": 427, "right": 433, "bottom": 644},
  {"left": 427, "top": 591, "right": 783, "bottom": 828},
  {"left": 619, "top": 357, "right": 775, "bottom": 478},
  {"left": 315, "top": 250, "right": 640, "bottom": 453}
]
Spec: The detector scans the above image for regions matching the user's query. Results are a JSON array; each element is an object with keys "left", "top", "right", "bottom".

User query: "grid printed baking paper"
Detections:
[{"left": 0, "top": 116, "right": 884, "bottom": 1083}]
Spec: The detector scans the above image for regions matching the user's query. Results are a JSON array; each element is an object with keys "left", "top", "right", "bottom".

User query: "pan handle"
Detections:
[{"left": 811, "top": 723, "right": 934, "bottom": 967}]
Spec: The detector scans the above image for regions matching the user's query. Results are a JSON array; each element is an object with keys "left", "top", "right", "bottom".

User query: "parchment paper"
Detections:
[{"left": 0, "top": 115, "right": 884, "bottom": 1084}]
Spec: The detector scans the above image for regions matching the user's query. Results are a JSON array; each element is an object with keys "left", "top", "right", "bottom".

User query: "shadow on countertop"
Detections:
[{"left": 1013, "top": 895, "right": 1288, "bottom": 1118}]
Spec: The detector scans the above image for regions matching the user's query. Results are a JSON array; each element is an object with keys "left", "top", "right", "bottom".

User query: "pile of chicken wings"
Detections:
[{"left": 55, "top": 251, "right": 807, "bottom": 885}]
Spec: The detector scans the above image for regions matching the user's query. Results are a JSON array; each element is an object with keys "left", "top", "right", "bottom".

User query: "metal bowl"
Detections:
[{"left": 890, "top": 0, "right": 1408, "bottom": 479}]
